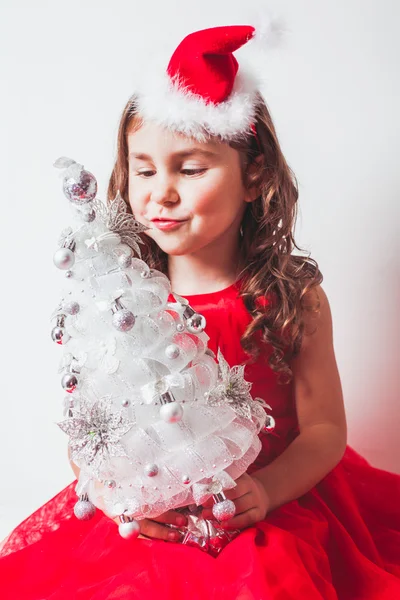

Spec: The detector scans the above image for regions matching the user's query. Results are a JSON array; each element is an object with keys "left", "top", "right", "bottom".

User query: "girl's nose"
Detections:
[{"left": 151, "top": 179, "right": 180, "bottom": 205}]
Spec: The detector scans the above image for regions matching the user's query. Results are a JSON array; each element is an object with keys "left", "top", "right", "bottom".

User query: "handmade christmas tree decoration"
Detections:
[{"left": 51, "top": 157, "right": 275, "bottom": 552}]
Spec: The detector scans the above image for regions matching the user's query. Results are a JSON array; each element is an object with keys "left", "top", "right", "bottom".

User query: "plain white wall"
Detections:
[{"left": 0, "top": 0, "right": 399, "bottom": 542}]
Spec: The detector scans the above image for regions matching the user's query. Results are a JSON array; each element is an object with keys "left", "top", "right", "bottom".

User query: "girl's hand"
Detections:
[
  {"left": 110, "top": 510, "right": 188, "bottom": 542},
  {"left": 200, "top": 473, "right": 270, "bottom": 531}
]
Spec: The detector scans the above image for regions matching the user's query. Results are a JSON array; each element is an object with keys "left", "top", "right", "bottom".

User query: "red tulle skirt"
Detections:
[{"left": 0, "top": 445, "right": 399, "bottom": 599}]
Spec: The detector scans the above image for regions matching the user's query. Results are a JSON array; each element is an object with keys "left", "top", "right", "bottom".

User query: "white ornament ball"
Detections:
[
  {"left": 160, "top": 402, "right": 183, "bottom": 423},
  {"left": 212, "top": 499, "right": 236, "bottom": 522},
  {"left": 53, "top": 248, "right": 75, "bottom": 270},
  {"left": 112, "top": 309, "right": 135, "bottom": 332},
  {"left": 74, "top": 499, "right": 96, "bottom": 521},
  {"left": 144, "top": 463, "right": 159, "bottom": 477},
  {"left": 118, "top": 520, "right": 140, "bottom": 539},
  {"left": 186, "top": 313, "right": 206, "bottom": 334},
  {"left": 165, "top": 344, "right": 180, "bottom": 359}
]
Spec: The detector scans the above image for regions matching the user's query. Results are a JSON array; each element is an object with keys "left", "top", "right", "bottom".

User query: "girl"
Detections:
[{"left": 1, "top": 24, "right": 399, "bottom": 600}]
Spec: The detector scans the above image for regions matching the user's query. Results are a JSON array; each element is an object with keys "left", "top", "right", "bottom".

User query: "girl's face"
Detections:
[{"left": 127, "top": 120, "right": 254, "bottom": 258}]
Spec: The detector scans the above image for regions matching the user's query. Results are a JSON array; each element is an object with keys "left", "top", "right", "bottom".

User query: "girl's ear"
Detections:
[{"left": 244, "top": 155, "right": 264, "bottom": 203}]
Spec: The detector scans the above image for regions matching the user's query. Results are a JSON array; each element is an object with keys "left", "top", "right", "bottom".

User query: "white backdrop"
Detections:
[{"left": 0, "top": 0, "right": 399, "bottom": 542}]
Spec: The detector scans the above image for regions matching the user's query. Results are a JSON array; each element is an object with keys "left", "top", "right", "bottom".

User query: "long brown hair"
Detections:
[{"left": 107, "top": 92, "right": 323, "bottom": 384}]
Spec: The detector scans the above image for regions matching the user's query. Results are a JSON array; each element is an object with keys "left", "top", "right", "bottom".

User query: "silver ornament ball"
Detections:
[
  {"left": 263, "top": 415, "right": 276, "bottom": 433},
  {"left": 51, "top": 326, "right": 70, "bottom": 345},
  {"left": 61, "top": 373, "right": 78, "bottom": 393},
  {"left": 53, "top": 248, "right": 75, "bottom": 270},
  {"left": 117, "top": 254, "right": 132, "bottom": 268},
  {"left": 62, "top": 301, "right": 80, "bottom": 315},
  {"left": 121, "top": 398, "right": 131, "bottom": 408},
  {"left": 81, "top": 209, "right": 96, "bottom": 222},
  {"left": 212, "top": 499, "right": 236, "bottom": 522},
  {"left": 182, "top": 475, "right": 191, "bottom": 485},
  {"left": 105, "top": 479, "right": 116, "bottom": 489},
  {"left": 63, "top": 169, "right": 97, "bottom": 205},
  {"left": 159, "top": 401, "right": 183, "bottom": 423},
  {"left": 165, "top": 344, "right": 180, "bottom": 359},
  {"left": 186, "top": 313, "right": 206, "bottom": 334},
  {"left": 112, "top": 309, "right": 135, "bottom": 332},
  {"left": 118, "top": 519, "right": 140, "bottom": 539},
  {"left": 144, "top": 463, "right": 159, "bottom": 477},
  {"left": 74, "top": 499, "right": 96, "bottom": 521}
]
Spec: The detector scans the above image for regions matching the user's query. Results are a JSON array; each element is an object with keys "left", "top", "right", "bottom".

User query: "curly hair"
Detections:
[{"left": 107, "top": 92, "right": 323, "bottom": 385}]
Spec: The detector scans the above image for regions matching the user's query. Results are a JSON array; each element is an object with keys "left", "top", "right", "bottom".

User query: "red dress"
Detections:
[{"left": 1, "top": 282, "right": 399, "bottom": 599}]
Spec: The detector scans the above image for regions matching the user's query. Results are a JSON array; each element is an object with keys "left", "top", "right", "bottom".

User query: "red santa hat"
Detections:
[{"left": 132, "top": 24, "right": 275, "bottom": 143}]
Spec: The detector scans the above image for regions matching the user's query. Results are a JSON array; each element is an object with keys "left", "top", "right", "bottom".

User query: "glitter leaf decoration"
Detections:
[
  {"left": 92, "top": 191, "right": 149, "bottom": 258},
  {"left": 206, "top": 349, "right": 254, "bottom": 419},
  {"left": 57, "top": 396, "right": 134, "bottom": 477}
]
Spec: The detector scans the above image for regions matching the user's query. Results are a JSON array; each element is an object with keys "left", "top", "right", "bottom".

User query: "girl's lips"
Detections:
[{"left": 151, "top": 220, "right": 187, "bottom": 231}]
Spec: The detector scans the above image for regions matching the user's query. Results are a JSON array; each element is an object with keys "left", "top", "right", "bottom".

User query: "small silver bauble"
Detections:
[
  {"left": 61, "top": 373, "right": 78, "bottom": 393},
  {"left": 176, "top": 323, "right": 185, "bottom": 332},
  {"left": 105, "top": 479, "right": 116, "bottom": 489},
  {"left": 212, "top": 499, "right": 236, "bottom": 522},
  {"left": 81, "top": 209, "right": 96, "bottom": 222},
  {"left": 186, "top": 313, "right": 206, "bottom": 334},
  {"left": 121, "top": 398, "right": 131, "bottom": 408},
  {"left": 51, "top": 326, "right": 70, "bottom": 345},
  {"left": 117, "top": 254, "right": 132, "bottom": 268},
  {"left": 159, "top": 401, "right": 183, "bottom": 423},
  {"left": 65, "top": 270, "right": 73, "bottom": 278},
  {"left": 112, "top": 309, "right": 135, "bottom": 332},
  {"left": 165, "top": 344, "right": 180, "bottom": 359},
  {"left": 118, "top": 519, "right": 140, "bottom": 539},
  {"left": 74, "top": 498, "right": 96, "bottom": 521},
  {"left": 53, "top": 248, "right": 75, "bottom": 270},
  {"left": 63, "top": 169, "right": 97, "bottom": 205},
  {"left": 61, "top": 301, "right": 80, "bottom": 315},
  {"left": 144, "top": 463, "right": 159, "bottom": 477},
  {"left": 263, "top": 415, "right": 276, "bottom": 433},
  {"left": 182, "top": 475, "right": 191, "bottom": 485}
]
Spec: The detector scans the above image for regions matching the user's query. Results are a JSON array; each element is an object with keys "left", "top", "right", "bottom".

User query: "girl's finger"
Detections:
[
  {"left": 218, "top": 507, "right": 259, "bottom": 531},
  {"left": 141, "top": 519, "right": 183, "bottom": 542},
  {"left": 152, "top": 510, "right": 188, "bottom": 527}
]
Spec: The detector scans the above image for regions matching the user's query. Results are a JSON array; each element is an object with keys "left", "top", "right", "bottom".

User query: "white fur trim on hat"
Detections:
[{"left": 130, "top": 68, "right": 259, "bottom": 143}]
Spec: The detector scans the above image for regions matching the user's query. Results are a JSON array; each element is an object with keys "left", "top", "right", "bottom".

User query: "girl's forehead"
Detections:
[{"left": 127, "top": 119, "right": 224, "bottom": 156}]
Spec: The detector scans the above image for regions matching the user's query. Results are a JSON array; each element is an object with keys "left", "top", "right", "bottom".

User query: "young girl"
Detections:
[{"left": 1, "top": 24, "right": 399, "bottom": 600}]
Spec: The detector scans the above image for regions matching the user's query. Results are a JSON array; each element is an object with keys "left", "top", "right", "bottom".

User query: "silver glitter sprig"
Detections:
[
  {"left": 92, "top": 191, "right": 149, "bottom": 258},
  {"left": 206, "top": 349, "right": 271, "bottom": 421},
  {"left": 57, "top": 395, "right": 134, "bottom": 476}
]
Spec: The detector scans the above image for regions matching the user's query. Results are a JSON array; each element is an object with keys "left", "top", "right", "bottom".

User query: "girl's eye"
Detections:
[
  {"left": 136, "top": 171, "right": 155, "bottom": 178},
  {"left": 181, "top": 168, "right": 207, "bottom": 176},
  {"left": 135, "top": 168, "right": 207, "bottom": 178}
]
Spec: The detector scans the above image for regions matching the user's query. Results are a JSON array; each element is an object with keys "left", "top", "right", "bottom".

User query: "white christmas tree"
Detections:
[{"left": 51, "top": 157, "right": 275, "bottom": 545}]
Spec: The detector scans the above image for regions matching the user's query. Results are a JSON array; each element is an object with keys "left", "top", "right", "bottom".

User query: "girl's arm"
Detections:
[
  {"left": 201, "top": 284, "right": 346, "bottom": 529},
  {"left": 252, "top": 284, "right": 347, "bottom": 513}
]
